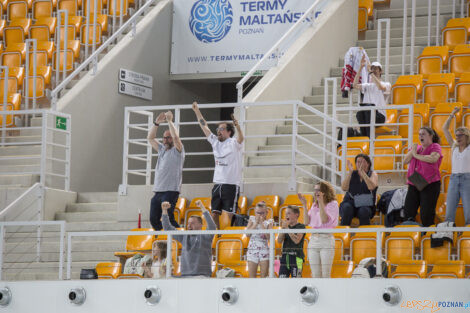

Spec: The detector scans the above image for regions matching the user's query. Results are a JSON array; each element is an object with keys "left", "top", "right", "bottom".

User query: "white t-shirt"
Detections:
[
  {"left": 207, "top": 134, "right": 243, "bottom": 185},
  {"left": 452, "top": 145, "right": 470, "bottom": 173},
  {"left": 361, "top": 81, "right": 391, "bottom": 117}
]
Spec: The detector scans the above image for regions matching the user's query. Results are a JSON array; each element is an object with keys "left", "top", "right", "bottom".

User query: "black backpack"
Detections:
[{"left": 231, "top": 213, "right": 249, "bottom": 227}]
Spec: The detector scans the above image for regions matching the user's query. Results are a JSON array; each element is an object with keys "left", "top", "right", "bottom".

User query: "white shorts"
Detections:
[{"left": 247, "top": 238, "right": 269, "bottom": 263}]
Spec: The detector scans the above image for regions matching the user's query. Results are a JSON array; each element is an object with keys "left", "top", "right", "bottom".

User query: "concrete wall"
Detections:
[
  {"left": 243, "top": 0, "right": 358, "bottom": 152},
  {"left": 57, "top": 0, "right": 221, "bottom": 193},
  {"left": 43, "top": 188, "right": 77, "bottom": 221}
]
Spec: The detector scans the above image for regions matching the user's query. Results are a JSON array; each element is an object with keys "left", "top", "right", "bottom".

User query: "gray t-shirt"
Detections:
[{"left": 153, "top": 142, "right": 185, "bottom": 192}]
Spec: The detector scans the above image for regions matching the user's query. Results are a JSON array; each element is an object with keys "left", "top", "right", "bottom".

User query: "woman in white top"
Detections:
[
  {"left": 352, "top": 54, "right": 391, "bottom": 137},
  {"left": 443, "top": 107, "right": 470, "bottom": 225},
  {"left": 246, "top": 202, "right": 274, "bottom": 278},
  {"left": 143, "top": 241, "right": 167, "bottom": 278}
]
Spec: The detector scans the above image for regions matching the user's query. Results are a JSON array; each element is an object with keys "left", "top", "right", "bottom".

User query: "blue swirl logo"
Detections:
[{"left": 189, "top": 0, "right": 233, "bottom": 43}]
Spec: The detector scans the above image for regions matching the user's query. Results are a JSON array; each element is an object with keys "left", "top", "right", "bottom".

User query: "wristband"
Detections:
[{"left": 154, "top": 122, "right": 159, "bottom": 126}]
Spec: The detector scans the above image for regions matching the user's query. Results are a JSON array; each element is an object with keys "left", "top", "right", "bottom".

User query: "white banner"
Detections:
[{"left": 170, "top": 0, "right": 328, "bottom": 75}]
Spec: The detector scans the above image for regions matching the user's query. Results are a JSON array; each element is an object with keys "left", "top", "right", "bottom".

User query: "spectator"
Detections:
[
  {"left": 340, "top": 154, "right": 378, "bottom": 226},
  {"left": 192, "top": 102, "right": 244, "bottom": 229},
  {"left": 403, "top": 127, "right": 443, "bottom": 227},
  {"left": 143, "top": 241, "right": 167, "bottom": 278},
  {"left": 147, "top": 111, "right": 184, "bottom": 230},
  {"left": 161, "top": 200, "right": 215, "bottom": 277},
  {"left": 443, "top": 108, "right": 470, "bottom": 225},
  {"left": 277, "top": 206, "right": 305, "bottom": 278},
  {"left": 298, "top": 181, "right": 338, "bottom": 278},
  {"left": 352, "top": 55, "right": 391, "bottom": 137},
  {"left": 246, "top": 202, "right": 274, "bottom": 278}
]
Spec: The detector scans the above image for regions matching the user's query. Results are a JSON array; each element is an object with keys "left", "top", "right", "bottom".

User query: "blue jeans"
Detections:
[{"left": 445, "top": 173, "right": 470, "bottom": 225}]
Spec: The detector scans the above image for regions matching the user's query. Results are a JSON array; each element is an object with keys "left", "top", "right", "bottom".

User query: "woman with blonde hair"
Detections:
[
  {"left": 443, "top": 107, "right": 470, "bottom": 225},
  {"left": 298, "top": 181, "right": 339, "bottom": 278}
]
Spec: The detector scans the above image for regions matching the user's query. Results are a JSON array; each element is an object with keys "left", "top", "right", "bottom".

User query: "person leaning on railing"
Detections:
[
  {"left": 161, "top": 200, "right": 215, "bottom": 277},
  {"left": 352, "top": 53, "right": 391, "bottom": 138},
  {"left": 443, "top": 107, "right": 470, "bottom": 225},
  {"left": 298, "top": 181, "right": 338, "bottom": 278},
  {"left": 339, "top": 154, "right": 378, "bottom": 226},
  {"left": 403, "top": 127, "right": 443, "bottom": 227}
]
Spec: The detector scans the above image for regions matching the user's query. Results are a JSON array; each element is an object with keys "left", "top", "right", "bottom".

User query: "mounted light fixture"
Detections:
[
  {"left": 221, "top": 286, "right": 238, "bottom": 305},
  {"left": 144, "top": 286, "right": 161, "bottom": 305},
  {"left": 300, "top": 286, "right": 319, "bottom": 306},
  {"left": 382, "top": 285, "right": 402, "bottom": 306},
  {"left": 0, "top": 287, "right": 12, "bottom": 307},
  {"left": 68, "top": 287, "right": 86, "bottom": 305}
]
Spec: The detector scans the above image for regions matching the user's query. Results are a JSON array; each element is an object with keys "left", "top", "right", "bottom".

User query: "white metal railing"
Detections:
[
  {"left": 66, "top": 226, "right": 470, "bottom": 280},
  {"left": 0, "top": 183, "right": 44, "bottom": 223},
  {"left": 120, "top": 101, "right": 347, "bottom": 195},
  {"left": 376, "top": 19, "right": 390, "bottom": 82},
  {"left": 0, "top": 109, "right": 71, "bottom": 191},
  {"left": 50, "top": 0, "right": 157, "bottom": 109},
  {"left": 236, "top": 0, "right": 327, "bottom": 102},
  {"left": 0, "top": 220, "right": 66, "bottom": 280}
]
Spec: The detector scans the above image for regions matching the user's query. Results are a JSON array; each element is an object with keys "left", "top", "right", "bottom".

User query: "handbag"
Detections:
[
  {"left": 352, "top": 193, "right": 374, "bottom": 208},
  {"left": 408, "top": 171, "right": 429, "bottom": 191}
]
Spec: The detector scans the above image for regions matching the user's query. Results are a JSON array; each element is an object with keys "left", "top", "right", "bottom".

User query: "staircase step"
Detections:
[
  {"left": 77, "top": 192, "right": 118, "bottom": 203},
  {"left": 65, "top": 202, "right": 117, "bottom": 213},
  {"left": 378, "top": 4, "right": 456, "bottom": 19},
  {"left": 385, "top": 14, "right": 449, "bottom": 29},
  {"left": 364, "top": 26, "right": 439, "bottom": 40},
  {"left": 65, "top": 221, "right": 143, "bottom": 232},
  {"left": 0, "top": 145, "right": 41, "bottom": 156},
  {"left": 55, "top": 211, "right": 117, "bottom": 222},
  {"left": 0, "top": 164, "right": 40, "bottom": 173},
  {"left": 358, "top": 35, "right": 432, "bottom": 49},
  {"left": 0, "top": 155, "right": 41, "bottom": 166},
  {"left": 0, "top": 174, "right": 39, "bottom": 186}
]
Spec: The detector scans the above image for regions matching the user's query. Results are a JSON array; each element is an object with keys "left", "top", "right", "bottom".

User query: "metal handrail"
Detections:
[
  {"left": 236, "top": 0, "right": 324, "bottom": 102},
  {"left": 50, "top": 0, "right": 158, "bottom": 108}
]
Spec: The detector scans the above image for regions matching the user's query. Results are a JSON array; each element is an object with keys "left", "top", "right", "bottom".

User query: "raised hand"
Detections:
[
  {"left": 297, "top": 193, "right": 307, "bottom": 207},
  {"left": 192, "top": 101, "right": 199, "bottom": 112},
  {"left": 280, "top": 219, "right": 288, "bottom": 229},
  {"left": 361, "top": 55, "right": 367, "bottom": 68},
  {"left": 161, "top": 201, "right": 171, "bottom": 213},
  {"left": 195, "top": 200, "right": 207, "bottom": 213},
  {"left": 347, "top": 159, "right": 354, "bottom": 172},
  {"left": 155, "top": 112, "right": 166, "bottom": 124},
  {"left": 452, "top": 107, "right": 460, "bottom": 115},
  {"left": 411, "top": 143, "right": 418, "bottom": 155},
  {"left": 231, "top": 113, "right": 239, "bottom": 127},
  {"left": 164, "top": 111, "right": 173, "bottom": 122}
]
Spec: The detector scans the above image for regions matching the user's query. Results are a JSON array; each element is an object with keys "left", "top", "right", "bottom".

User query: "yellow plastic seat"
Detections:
[
  {"left": 430, "top": 102, "right": 463, "bottom": 146},
  {"left": 85, "top": 13, "right": 108, "bottom": 33},
  {"left": 397, "top": 103, "right": 430, "bottom": 138},
  {"left": 331, "top": 260, "right": 354, "bottom": 278},
  {"left": 392, "top": 74, "right": 424, "bottom": 105},
  {"left": 350, "top": 225, "right": 385, "bottom": 265},
  {"left": 183, "top": 208, "right": 210, "bottom": 229},
  {"left": 96, "top": 262, "right": 121, "bottom": 279},
  {"left": 442, "top": 18, "right": 470, "bottom": 50},
  {"left": 32, "top": 0, "right": 56, "bottom": 34},
  {"left": 52, "top": 49, "right": 74, "bottom": 72},
  {"left": 337, "top": 136, "right": 370, "bottom": 171},
  {"left": 358, "top": 0, "right": 372, "bottom": 32},
  {"left": 422, "top": 73, "right": 455, "bottom": 108},
  {"left": 417, "top": 46, "right": 450, "bottom": 78},
  {"left": 392, "top": 260, "right": 426, "bottom": 278},
  {"left": 3, "top": 26, "right": 26, "bottom": 60},
  {"left": 83, "top": 0, "right": 104, "bottom": 14},
  {"left": 184, "top": 197, "right": 211, "bottom": 218},
  {"left": 278, "top": 194, "right": 313, "bottom": 225},
  {"left": 7, "top": 1, "right": 31, "bottom": 34},
  {"left": 334, "top": 226, "right": 350, "bottom": 261},
  {"left": 0, "top": 98, "right": 21, "bottom": 126},
  {"left": 457, "top": 230, "right": 470, "bottom": 265},
  {"left": 23, "top": 76, "right": 45, "bottom": 100},
  {"left": 213, "top": 226, "right": 249, "bottom": 266},
  {"left": 28, "top": 50, "right": 52, "bottom": 85},
  {"left": 237, "top": 196, "right": 247, "bottom": 215},
  {"left": 428, "top": 260, "right": 465, "bottom": 278},
  {"left": 29, "top": 25, "right": 55, "bottom": 60},
  {"left": 246, "top": 195, "right": 280, "bottom": 219},
  {"left": 436, "top": 202, "right": 466, "bottom": 226},
  {"left": 116, "top": 273, "right": 143, "bottom": 279},
  {"left": 0, "top": 51, "right": 24, "bottom": 86},
  {"left": 385, "top": 225, "right": 421, "bottom": 265},
  {"left": 58, "top": 0, "right": 83, "bottom": 34},
  {"left": 440, "top": 147, "right": 452, "bottom": 173},
  {"left": 421, "top": 235, "right": 451, "bottom": 265},
  {"left": 55, "top": 25, "right": 80, "bottom": 59},
  {"left": 464, "top": 108, "right": 470, "bottom": 128},
  {"left": 171, "top": 197, "right": 187, "bottom": 225},
  {"left": 0, "top": 20, "right": 6, "bottom": 40},
  {"left": 449, "top": 44, "right": 470, "bottom": 77},
  {"left": 373, "top": 135, "right": 403, "bottom": 172},
  {"left": 114, "top": 228, "right": 154, "bottom": 264},
  {"left": 80, "top": 23, "right": 102, "bottom": 46},
  {"left": 455, "top": 72, "right": 470, "bottom": 106},
  {"left": 108, "top": 0, "right": 129, "bottom": 17}
]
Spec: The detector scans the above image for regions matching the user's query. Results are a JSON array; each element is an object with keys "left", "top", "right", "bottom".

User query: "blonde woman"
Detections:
[
  {"left": 298, "top": 181, "right": 339, "bottom": 278},
  {"left": 246, "top": 202, "right": 273, "bottom": 278},
  {"left": 443, "top": 107, "right": 470, "bottom": 225}
]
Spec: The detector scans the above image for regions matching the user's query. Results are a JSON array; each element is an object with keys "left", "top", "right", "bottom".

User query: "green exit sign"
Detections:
[{"left": 56, "top": 116, "right": 67, "bottom": 130}]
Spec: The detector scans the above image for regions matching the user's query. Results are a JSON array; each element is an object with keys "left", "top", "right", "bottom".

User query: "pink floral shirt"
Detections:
[{"left": 308, "top": 200, "right": 339, "bottom": 229}]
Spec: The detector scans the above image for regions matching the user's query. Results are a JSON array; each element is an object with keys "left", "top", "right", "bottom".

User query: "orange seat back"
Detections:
[
  {"left": 126, "top": 228, "right": 154, "bottom": 251},
  {"left": 96, "top": 262, "right": 121, "bottom": 278}
]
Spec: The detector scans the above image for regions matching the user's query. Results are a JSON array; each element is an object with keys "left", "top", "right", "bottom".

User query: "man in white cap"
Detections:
[{"left": 352, "top": 55, "right": 391, "bottom": 137}]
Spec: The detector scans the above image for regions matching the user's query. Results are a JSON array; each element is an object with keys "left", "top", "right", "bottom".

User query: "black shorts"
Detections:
[{"left": 211, "top": 184, "right": 239, "bottom": 214}]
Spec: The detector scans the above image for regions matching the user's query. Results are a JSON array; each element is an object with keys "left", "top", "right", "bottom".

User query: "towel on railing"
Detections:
[
  {"left": 341, "top": 47, "right": 370, "bottom": 97},
  {"left": 430, "top": 221, "right": 455, "bottom": 248}
]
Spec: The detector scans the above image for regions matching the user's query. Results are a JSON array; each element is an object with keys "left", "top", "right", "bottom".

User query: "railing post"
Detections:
[
  {"left": 0, "top": 225, "right": 4, "bottom": 281},
  {"left": 145, "top": 112, "right": 152, "bottom": 185},
  {"left": 408, "top": 104, "right": 414, "bottom": 154},
  {"left": 59, "top": 222, "right": 65, "bottom": 280},
  {"left": 409, "top": 0, "right": 416, "bottom": 74},
  {"left": 65, "top": 115, "right": 71, "bottom": 191},
  {"left": 239, "top": 105, "right": 246, "bottom": 194},
  {"left": 269, "top": 233, "right": 274, "bottom": 278},
  {"left": 288, "top": 102, "right": 298, "bottom": 191},
  {"left": 166, "top": 233, "right": 172, "bottom": 278},
  {"left": 0, "top": 66, "right": 8, "bottom": 146},
  {"left": 331, "top": 78, "right": 337, "bottom": 186},
  {"left": 67, "top": 233, "right": 72, "bottom": 279},
  {"left": 436, "top": 0, "right": 440, "bottom": 45},
  {"left": 460, "top": 0, "right": 465, "bottom": 18},
  {"left": 323, "top": 79, "right": 329, "bottom": 180},
  {"left": 401, "top": 0, "right": 407, "bottom": 75},
  {"left": 341, "top": 126, "right": 347, "bottom": 182},
  {"left": 40, "top": 113, "right": 48, "bottom": 187},
  {"left": 37, "top": 184, "right": 44, "bottom": 261},
  {"left": 452, "top": 0, "right": 456, "bottom": 18},
  {"left": 376, "top": 230, "right": 383, "bottom": 277},
  {"left": 370, "top": 108, "right": 376, "bottom": 168},
  {"left": 120, "top": 109, "right": 130, "bottom": 195},
  {"left": 428, "top": 0, "right": 432, "bottom": 46}
]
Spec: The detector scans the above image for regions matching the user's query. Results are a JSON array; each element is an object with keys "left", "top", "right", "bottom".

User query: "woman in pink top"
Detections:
[
  {"left": 403, "top": 127, "right": 443, "bottom": 227},
  {"left": 298, "top": 181, "right": 339, "bottom": 278}
]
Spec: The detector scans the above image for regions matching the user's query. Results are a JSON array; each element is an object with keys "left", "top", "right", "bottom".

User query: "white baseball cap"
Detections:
[{"left": 370, "top": 61, "right": 382, "bottom": 69}]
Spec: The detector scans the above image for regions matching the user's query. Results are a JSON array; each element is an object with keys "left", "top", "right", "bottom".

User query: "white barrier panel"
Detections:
[
  {"left": 170, "top": 0, "right": 328, "bottom": 74},
  {"left": 0, "top": 279, "right": 469, "bottom": 313}
]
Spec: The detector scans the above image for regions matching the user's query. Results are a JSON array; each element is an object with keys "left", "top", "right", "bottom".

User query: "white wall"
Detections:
[
  {"left": 243, "top": 0, "right": 358, "bottom": 152},
  {"left": 1, "top": 278, "right": 468, "bottom": 313},
  {"left": 57, "top": 0, "right": 221, "bottom": 193}
]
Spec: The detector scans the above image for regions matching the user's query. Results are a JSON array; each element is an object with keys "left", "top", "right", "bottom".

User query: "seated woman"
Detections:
[
  {"left": 143, "top": 241, "right": 167, "bottom": 278},
  {"left": 340, "top": 154, "right": 378, "bottom": 226},
  {"left": 443, "top": 107, "right": 470, "bottom": 225},
  {"left": 403, "top": 127, "right": 442, "bottom": 227},
  {"left": 298, "top": 181, "right": 338, "bottom": 278},
  {"left": 246, "top": 201, "right": 274, "bottom": 278}
]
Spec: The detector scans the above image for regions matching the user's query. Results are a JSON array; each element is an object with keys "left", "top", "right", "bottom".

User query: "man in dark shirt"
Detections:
[{"left": 277, "top": 205, "right": 305, "bottom": 278}]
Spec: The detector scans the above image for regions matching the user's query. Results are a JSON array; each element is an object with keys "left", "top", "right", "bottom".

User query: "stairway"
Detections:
[
  {"left": 2, "top": 191, "right": 143, "bottom": 280},
  {"left": 244, "top": 0, "right": 456, "bottom": 192}
]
